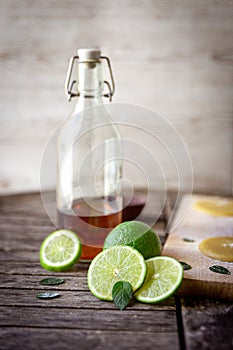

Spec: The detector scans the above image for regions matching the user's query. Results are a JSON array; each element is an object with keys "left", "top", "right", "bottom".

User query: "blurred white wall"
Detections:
[{"left": 0, "top": 0, "right": 232, "bottom": 195}]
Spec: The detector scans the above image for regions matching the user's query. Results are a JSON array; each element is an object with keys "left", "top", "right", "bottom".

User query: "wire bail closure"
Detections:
[{"left": 65, "top": 55, "right": 115, "bottom": 102}]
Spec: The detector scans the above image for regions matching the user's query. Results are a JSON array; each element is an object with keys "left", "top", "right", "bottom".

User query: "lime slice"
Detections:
[
  {"left": 103, "top": 221, "right": 161, "bottom": 259},
  {"left": 134, "top": 256, "right": 183, "bottom": 303},
  {"left": 40, "top": 229, "right": 82, "bottom": 272},
  {"left": 87, "top": 246, "right": 146, "bottom": 301}
]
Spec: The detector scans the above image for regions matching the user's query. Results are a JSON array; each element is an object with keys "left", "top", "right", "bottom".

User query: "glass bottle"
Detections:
[{"left": 57, "top": 48, "right": 122, "bottom": 261}]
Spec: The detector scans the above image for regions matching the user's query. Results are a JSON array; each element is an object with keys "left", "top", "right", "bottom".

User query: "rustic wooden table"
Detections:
[{"left": 0, "top": 192, "right": 232, "bottom": 350}]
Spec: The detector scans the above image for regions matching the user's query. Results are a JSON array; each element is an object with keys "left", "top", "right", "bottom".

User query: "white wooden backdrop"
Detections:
[{"left": 0, "top": 0, "right": 232, "bottom": 195}]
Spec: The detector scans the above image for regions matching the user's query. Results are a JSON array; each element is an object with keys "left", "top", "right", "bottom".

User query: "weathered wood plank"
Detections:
[
  {"left": 0, "top": 232, "right": 55, "bottom": 251},
  {"left": 0, "top": 274, "right": 174, "bottom": 313},
  {"left": 0, "top": 222, "right": 55, "bottom": 232},
  {"left": 0, "top": 209, "right": 51, "bottom": 218},
  {"left": 0, "top": 249, "right": 40, "bottom": 262},
  {"left": 0, "top": 192, "right": 45, "bottom": 209},
  {"left": 0, "top": 274, "right": 89, "bottom": 291},
  {"left": 0, "top": 328, "right": 179, "bottom": 350},
  {"left": 0, "top": 306, "right": 178, "bottom": 331},
  {"left": 0, "top": 215, "right": 54, "bottom": 227},
  {"left": 0, "top": 193, "right": 50, "bottom": 218},
  {"left": 181, "top": 298, "right": 233, "bottom": 350},
  {"left": 2, "top": 191, "right": 231, "bottom": 350},
  {"left": 0, "top": 288, "right": 175, "bottom": 311},
  {"left": 0, "top": 261, "right": 89, "bottom": 275}
]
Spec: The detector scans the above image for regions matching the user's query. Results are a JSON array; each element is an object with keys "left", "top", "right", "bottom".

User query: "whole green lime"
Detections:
[{"left": 103, "top": 221, "right": 161, "bottom": 259}]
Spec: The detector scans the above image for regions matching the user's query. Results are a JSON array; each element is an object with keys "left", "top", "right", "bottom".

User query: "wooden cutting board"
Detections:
[{"left": 162, "top": 194, "right": 233, "bottom": 300}]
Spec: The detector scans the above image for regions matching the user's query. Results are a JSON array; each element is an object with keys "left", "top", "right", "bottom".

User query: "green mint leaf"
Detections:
[
  {"left": 179, "top": 261, "right": 192, "bottom": 270},
  {"left": 112, "top": 281, "right": 133, "bottom": 310},
  {"left": 36, "top": 292, "right": 60, "bottom": 299},
  {"left": 209, "top": 265, "right": 231, "bottom": 275},
  {"left": 183, "top": 238, "right": 195, "bottom": 243},
  {"left": 39, "top": 277, "right": 65, "bottom": 285}
]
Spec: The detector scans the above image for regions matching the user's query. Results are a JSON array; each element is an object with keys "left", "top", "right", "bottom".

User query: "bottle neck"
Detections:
[
  {"left": 79, "top": 61, "right": 103, "bottom": 94},
  {"left": 73, "top": 61, "right": 104, "bottom": 113}
]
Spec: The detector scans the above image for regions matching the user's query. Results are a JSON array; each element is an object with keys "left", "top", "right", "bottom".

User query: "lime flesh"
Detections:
[
  {"left": 134, "top": 256, "right": 183, "bottom": 303},
  {"left": 103, "top": 221, "right": 161, "bottom": 259},
  {"left": 40, "top": 229, "right": 82, "bottom": 271},
  {"left": 88, "top": 246, "right": 146, "bottom": 301}
]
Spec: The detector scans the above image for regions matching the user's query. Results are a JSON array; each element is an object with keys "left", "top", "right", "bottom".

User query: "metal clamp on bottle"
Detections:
[{"left": 65, "top": 49, "right": 115, "bottom": 102}]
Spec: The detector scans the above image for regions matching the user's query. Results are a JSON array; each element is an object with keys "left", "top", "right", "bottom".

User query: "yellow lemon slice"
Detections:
[
  {"left": 194, "top": 199, "right": 233, "bottom": 216},
  {"left": 199, "top": 237, "right": 233, "bottom": 262}
]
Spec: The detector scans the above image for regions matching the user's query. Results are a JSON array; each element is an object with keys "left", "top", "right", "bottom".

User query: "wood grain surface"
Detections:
[
  {"left": 163, "top": 194, "right": 233, "bottom": 300},
  {"left": 0, "top": 191, "right": 233, "bottom": 350},
  {"left": 0, "top": 191, "right": 179, "bottom": 350},
  {"left": 181, "top": 298, "right": 233, "bottom": 350}
]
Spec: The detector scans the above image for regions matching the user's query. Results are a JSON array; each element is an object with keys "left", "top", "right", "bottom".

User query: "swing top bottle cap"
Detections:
[{"left": 78, "top": 48, "right": 101, "bottom": 61}]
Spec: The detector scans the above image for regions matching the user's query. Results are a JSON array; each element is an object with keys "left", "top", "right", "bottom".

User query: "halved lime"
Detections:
[
  {"left": 103, "top": 221, "right": 161, "bottom": 259},
  {"left": 87, "top": 246, "right": 146, "bottom": 301},
  {"left": 134, "top": 256, "right": 183, "bottom": 303},
  {"left": 40, "top": 229, "right": 82, "bottom": 271}
]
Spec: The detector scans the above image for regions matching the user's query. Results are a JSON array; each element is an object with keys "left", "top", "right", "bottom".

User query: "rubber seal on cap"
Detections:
[{"left": 77, "top": 48, "right": 101, "bottom": 61}]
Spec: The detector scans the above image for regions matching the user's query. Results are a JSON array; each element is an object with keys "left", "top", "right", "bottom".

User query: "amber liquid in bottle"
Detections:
[{"left": 57, "top": 197, "right": 122, "bottom": 261}]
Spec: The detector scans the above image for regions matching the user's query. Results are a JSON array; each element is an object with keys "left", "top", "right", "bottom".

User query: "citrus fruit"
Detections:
[
  {"left": 103, "top": 221, "right": 161, "bottom": 259},
  {"left": 40, "top": 229, "right": 82, "bottom": 271},
  {"left": 199, "top": 237, "right": 233, "bottom": 262},
  {"left": 87, "top": 246, "right": 146, "bottom": 301},
  {"left": 134, "top": 256, "right": 183, "bottom": 303},
  {"left": 194, "top": 199, "right": 233, "bottom": 216}
]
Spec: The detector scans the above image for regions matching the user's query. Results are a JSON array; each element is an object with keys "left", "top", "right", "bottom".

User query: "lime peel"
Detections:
[
  {"left": 134, "top": 256, "right": 183, "bottom": 303},
  {"left": 40, "top": 229, "right": 82, "bottom": 272},
  {"left": 103, "top": 221, "right": 161, "bottom": 259},
  {"left": 87, "top": 246, "right": 146, "bottom": 301}
]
